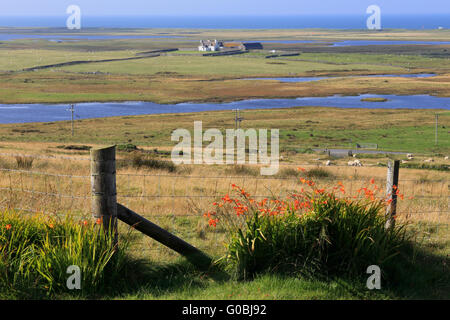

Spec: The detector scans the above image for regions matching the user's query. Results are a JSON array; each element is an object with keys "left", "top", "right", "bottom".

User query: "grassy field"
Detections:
[
  {"left": 0, "top": 143, "right": 448, "bottom": 299},
  {"left": 0, "top": 48, "right": 136, "bottom": 71},
  {"left": 0, "top": 29, "right": 450, "bottom": 104},
  {"left": 55, "top": 53, "right": 407, "bottom": 76},
  {"left": 54, "top": 250, "right": 450, "bottom": 300},
  {"left": 0, "top": 28, "right": 449, "bottom": 300},
  {"left": 3, "top": 71, "right": 450, "bottom": 105},
  {"left": 1, "top": 107, "right": 448, "bottom": 155}
]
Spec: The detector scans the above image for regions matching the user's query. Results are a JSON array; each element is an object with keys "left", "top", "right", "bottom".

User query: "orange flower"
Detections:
[
  {"left": 5, "top": 224, "right": 11, "bottom": 230},
  {"left": 208, "top": 218, "right": 218, "bottom": 227},
  {"left": 370, "top": 178, "right": 375, "bottom": 184},
  {"left": 258, "top": 198, "right": 268, "bottom": 207},
  {"left": 298, "top": 167, "right": 306, "bottom": 172},
  {"left": 48, "top": 223, "right": 54, "bottom": 229},
  {"left": 82, "top": 220, "right": 88, "bottom": 226},
  {"left": 222, "top": 194, "right": 232, "bottom": 203},
  {"left": 204, "top": 211, "right": 216, "bottom": 218},
  {"left": 96, "top": 218, "right": 102, "bottom": 225}
]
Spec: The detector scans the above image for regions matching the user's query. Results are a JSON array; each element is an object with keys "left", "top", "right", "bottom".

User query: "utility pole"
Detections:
[
  {"left": 232, "top": 109, "right": 244, "bottom": 129},
  {"left": 71, "top": 104, "right": 74, "bottom": 137},
  {"left": 238, "top": 109, "right": 242, "bottom": 129},
  {"left": 67, "top": 104, "right": 75, "bottom": 136}
]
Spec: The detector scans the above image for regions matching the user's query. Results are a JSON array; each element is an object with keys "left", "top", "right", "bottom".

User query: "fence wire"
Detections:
[{"left": 0, "top": 152, "right": 448, "bottom": 258}]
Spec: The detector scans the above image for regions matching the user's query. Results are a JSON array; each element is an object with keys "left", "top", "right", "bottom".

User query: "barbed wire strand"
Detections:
[{"left": 0, "top": 157, "right": 447, "bottom": 260}]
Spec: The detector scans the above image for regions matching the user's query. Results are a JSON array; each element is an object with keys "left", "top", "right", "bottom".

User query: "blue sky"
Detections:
[{"left": 0, "top": 0, "right": 449, "bottom": 16}]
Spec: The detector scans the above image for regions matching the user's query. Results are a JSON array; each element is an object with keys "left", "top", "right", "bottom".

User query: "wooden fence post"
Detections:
[
  {"left": 90, "top": 146, "right": 118, "bottom": 247},
  {"left": 385, "top": 160, "right": 400, "bottom": 230}
]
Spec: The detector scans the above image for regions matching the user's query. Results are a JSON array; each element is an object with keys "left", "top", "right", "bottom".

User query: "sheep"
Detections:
[{"left": 348, "top": 159, "right": 363, "bottom": 167}]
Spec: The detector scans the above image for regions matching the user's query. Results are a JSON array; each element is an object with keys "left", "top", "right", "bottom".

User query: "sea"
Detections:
[{"left": 0, "top": 15, "right": 450, "bottom": 29}]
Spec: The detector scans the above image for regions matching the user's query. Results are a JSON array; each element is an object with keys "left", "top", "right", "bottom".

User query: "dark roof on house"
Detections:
[{"left": 242, "top": 42, "right": 263, "bottom": 50}]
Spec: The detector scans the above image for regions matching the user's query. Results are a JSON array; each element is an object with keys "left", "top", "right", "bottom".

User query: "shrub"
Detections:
[
  {"left": 120, "top": 152, "right": 176, "bottom": 173},
  {"left": 205, "top": 176, "right": 408, "bottom": 280},
  {"left": 306, "top": 167, "right": 334, "bottom": 179},
  {"left": 15, "top": 156, "right": 34, "bottom": 169},
  {"left": 56, "top": 145, "right": 92, "bottom": 151},
  {"left": 117, "top": 143, "right": 138, "bottom": 152},
  {"left": 0, "top": 211, "right": 130, "bottom": 298},
  {"left": 377, "top": 162, "right": 449, "bottom": 171},
  {"left": 401, "top": 163, "right": 449, "bottom": 172},
  {"left": 225, "top": 165, "right": 259, "bottom": 176},
  {"left": 276, "top": 167, "right": 300, "bottom": 178},
  {"left": 298, "top": 148, "right": 315, "bottom": 154}
]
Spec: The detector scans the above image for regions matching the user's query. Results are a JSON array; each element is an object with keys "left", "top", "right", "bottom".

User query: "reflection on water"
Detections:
[{"left": 0, "top": 94, "right": 449, "bottom": 124}]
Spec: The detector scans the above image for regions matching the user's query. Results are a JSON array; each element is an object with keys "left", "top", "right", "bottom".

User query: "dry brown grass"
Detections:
[
  {"left": 1, "top": 71, "right": 450, "bottom": 105},
  {"left": 0, "top": 142, "right": 447, "bottom": 261},
  {"left": 0, "top": 142, "right": 446, "bottom": 219}
]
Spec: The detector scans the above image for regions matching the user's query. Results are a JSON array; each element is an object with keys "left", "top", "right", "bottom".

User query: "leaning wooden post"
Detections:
[
  {"left": 117, "top": 204, "right": 212, "bottom": 270},
  {"left": 385, "top": 160, "right": 400, "bottom": 230},
  {"left": 90, "top": 146, "right": 118, "bottom": 247}
]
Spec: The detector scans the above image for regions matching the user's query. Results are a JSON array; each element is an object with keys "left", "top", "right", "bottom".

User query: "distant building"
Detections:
[
  {"left": 199, "top": 40, "right": 263, "bottom": 52},
  {"left": 240, "top": 42, "right": 264, "bottom": 50},
  {"left": 198, "top": 40, "right": 223, "bottom": 52}
]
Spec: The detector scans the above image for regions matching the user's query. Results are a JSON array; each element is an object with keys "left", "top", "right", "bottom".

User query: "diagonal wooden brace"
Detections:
[{"left": 117, "top": 203, "right": 212, "bottom": 270}]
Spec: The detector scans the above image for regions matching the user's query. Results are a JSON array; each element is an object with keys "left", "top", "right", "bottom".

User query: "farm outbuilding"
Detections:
[
  {"left": 240, "top": 42, "right": 264, "bottom": 50},
  {"left": 220, "top": 42, "right": 264, "bottom": 51}
]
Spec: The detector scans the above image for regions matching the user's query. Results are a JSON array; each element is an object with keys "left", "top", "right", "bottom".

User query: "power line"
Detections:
[{"left": 66, "top": 104, "right": 75, "bottom": 136}]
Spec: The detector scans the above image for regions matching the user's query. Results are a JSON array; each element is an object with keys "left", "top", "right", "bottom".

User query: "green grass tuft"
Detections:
[{"left": 0, "top": 210, "right": 131, "bottom": 298}]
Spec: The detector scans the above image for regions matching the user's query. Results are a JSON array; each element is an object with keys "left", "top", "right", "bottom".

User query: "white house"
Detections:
[{"left": 198, "top": 40, "right": 221, "bottom": 52}]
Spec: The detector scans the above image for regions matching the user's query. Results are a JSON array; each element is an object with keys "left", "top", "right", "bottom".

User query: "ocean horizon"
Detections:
[{"left": 0, "top": 14, "right": 449, "bottom": 29}]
